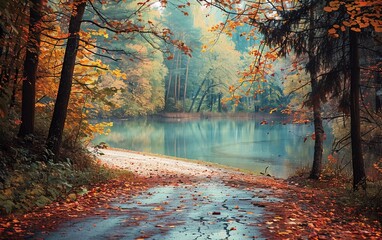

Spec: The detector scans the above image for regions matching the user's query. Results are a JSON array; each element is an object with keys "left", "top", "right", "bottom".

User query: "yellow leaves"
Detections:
[
  {"left": 152, "top": 206, "right": 164, "bottom": 211},
  {"left": 201, "top": 45, "right": 207, "bottom": 53},
  {"left": 269, "top": 108, "right": 277, "bottom": 114},
  {"left": 89, "top": 29, "right": 109, "bottom": 38},
  {"left": 87, "top": 122, "right": 113, "bottom": 137},
  {"left": 111, "top": 69, "right": 127, "bottom": 80}
]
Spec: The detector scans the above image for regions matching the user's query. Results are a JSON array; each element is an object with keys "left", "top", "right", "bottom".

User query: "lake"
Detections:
[{"left": 93, "top": 117, "right": 333, "bottom": 178}]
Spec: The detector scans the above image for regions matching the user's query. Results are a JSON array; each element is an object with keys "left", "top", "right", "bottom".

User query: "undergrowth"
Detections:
[
  {"left": 291, "top": 163, "right": 382, "bottom": 224},
  {"left": 0, "top": 124, "right": 129, "bottom": 215}
]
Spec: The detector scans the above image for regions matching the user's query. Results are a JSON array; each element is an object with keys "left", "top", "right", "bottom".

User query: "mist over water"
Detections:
[{"left": 94, "top": 118, "right": 333, "bottom": 178}]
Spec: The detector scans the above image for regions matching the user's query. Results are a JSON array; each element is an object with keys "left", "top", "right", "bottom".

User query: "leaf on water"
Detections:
[{"left": 152, "top": 206, "right": 163, "bottom": 211}]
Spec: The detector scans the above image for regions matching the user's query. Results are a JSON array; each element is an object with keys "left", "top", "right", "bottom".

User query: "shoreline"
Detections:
[
  {"left": 92, "top": 111, "right": 294, "bottom": 123},
  {"left": 95, "top": 147, "right": 261, "bottom": 180}
]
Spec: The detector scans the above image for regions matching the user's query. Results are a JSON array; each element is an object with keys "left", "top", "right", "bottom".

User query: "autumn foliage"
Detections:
[{"left": 0, "top": 0, "right": 381, "bottom": 231}]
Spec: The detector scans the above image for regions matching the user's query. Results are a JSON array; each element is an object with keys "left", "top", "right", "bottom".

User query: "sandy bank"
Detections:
[{"left": 96, "top": 148, "right": 238, "bottom": 180}]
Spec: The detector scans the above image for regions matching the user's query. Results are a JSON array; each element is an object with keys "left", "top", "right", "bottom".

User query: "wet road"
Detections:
[{"left": 37, "top": 181, "right": 279, "bottom": 240}]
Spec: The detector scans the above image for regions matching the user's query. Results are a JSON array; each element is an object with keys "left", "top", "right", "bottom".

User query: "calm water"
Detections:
[{"left": 94, "top": 118, "right": 333, "bottom": 178}]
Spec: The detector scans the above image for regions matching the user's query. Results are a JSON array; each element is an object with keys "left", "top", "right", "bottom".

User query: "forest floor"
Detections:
[{"left": 0, "top": 148, "right": 381, "bottom": 239}]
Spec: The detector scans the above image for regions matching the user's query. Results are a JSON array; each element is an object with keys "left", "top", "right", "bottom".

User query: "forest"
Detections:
[{"left": 0, "top": 0, "right": 382, "bottom": 237}]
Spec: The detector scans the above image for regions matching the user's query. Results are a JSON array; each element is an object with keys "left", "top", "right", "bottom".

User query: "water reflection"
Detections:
[{"left": 94, "top": 118, "right": 333, "bottom": 178}]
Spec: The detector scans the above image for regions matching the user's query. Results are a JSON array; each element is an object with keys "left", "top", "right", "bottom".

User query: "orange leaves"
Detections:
[
  {"left": 323, "top": 1, "right": 341, "bottom": 12},
  {"left": 160, "top": 0, "right": 167, "bottom": 7},
  {"left": 327, "top": 154, "right": 337, "bottom": 164},
  {"left": 264, "top": 52, "right": 278, "bottom": 61},
  {"left": 323, "top": 6, "right": 334, "bottom": 12},
  {"left": 167, "top": 54, "right": 174, "bottom": 60},
  {"left": 325, "top": 0, "right": 382, "bottom": 34},
  {"left": 328, "top": 28, "right": 337, "bottom": 35},
  {"left": 373, "top": 158, "right": 382, "bottom": 174},
  {"left": 228, "top": 85, "right": 236, "bottom": 93}
]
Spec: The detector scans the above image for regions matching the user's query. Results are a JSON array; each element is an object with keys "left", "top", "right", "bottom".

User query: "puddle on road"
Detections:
[{"left": 38, "top": 182, "right": 280, "bottom": 240}]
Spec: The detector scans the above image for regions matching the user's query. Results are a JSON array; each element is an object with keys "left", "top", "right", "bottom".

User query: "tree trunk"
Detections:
[
  {"left": 217, "top": 92, "right": 222, "bottom": 112},
  {"left": 46, "top": 0, "right": 86, "bottom": 159},
  {"left": 183, "top": 56, "right": 190, "bottom": 111},
  {"left": 196, "top": 90, "right": 208, "bottom": 113},
  {"left": 18, "top": 0, "right": 44, "bottom": 137},
  {"left": 349, "top": 30, "right": 366, "bottom": 190},
  {"left": 309, "top": 94, "right": 324, "bottom": 179},
  {"left": 209, "top": 80, "right": 214, "bottom": 112},
  {"left": 165, "top": 47, "right": 176, "bottom": 101},
  {"left": 308, "top": 8, "right": 324, "bottom": 179},
  {"left": 174, "top": 51, "right": 180, "bottom": 104},
  {"left": 177, "top": 54, "right": 182, "bottom": 103},
  {"left": 188, "top": 77, "right": 207, "bottom": 112}
]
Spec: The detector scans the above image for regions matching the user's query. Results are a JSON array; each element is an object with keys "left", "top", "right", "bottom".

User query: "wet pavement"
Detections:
[{"left": 37, "top": 181, "right": 279, "bottom": 240}]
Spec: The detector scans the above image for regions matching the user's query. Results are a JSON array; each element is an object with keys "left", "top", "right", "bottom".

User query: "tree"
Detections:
[
  {"left": 202, "top": 0, "right": 374, "bottom": 187},
  {"left": 0, "top": 0, "right": 28, "bottom": 119},
  {"left": 18, "top": 0, "right": 46, "bottom": 137},
  {"left": 349, "top": 30, "right": 366, "bottom": 189},
  {"left": 45, "top": 0, "right": 192, "bottom": 158},
  {"left": 162, "top": 3, "right": 202, "bottom": 111},
  {"left": 307, "top": 7, "right": 324, "bottom": 179},
  {"left": 46, "top": 0, "right": 86, "bottom": 157}
]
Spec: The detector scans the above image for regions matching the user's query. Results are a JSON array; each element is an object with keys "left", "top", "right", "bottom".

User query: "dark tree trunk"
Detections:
[
  {"left": 309, "top": 95, "right": 324, "bottom": 179},
  {"left": 183, "top": 56, "right": 190, "bottom": 111},
  {"left": 349, "top": 30, "right": 366, "bottom": 190},
  {"left": 217, "top": 92, "right": 222, "bottom": 112},
  {"left": 308, "top": 8, "right": 324, "bottom": 179},
  {"left": 188, "top": 77, "right": 207, "bottom": 112},
  {"left": 196, "top": 90, "right": 208, "bottom": 113},
  {"left": 18, "top": 0, "right": 44, "bottom": 137},
  {"left": 46, "top": 1, "right": 86, "bottom": 159}
]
